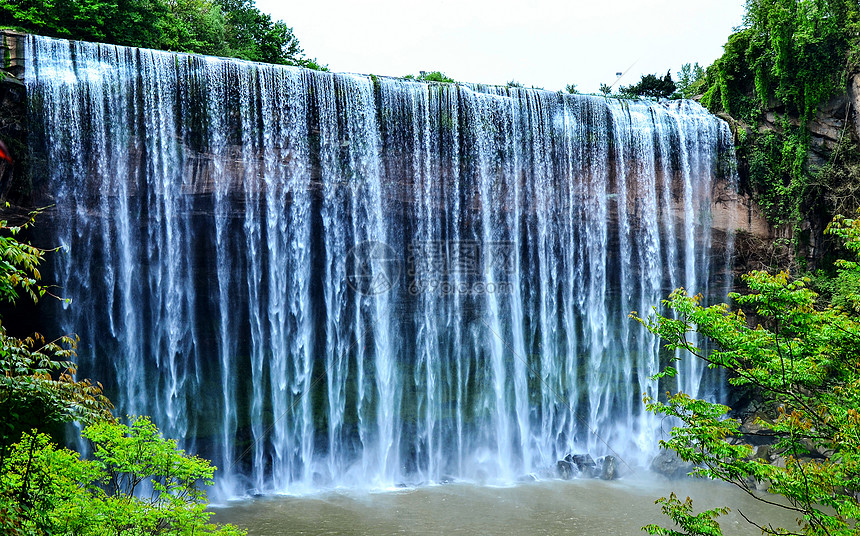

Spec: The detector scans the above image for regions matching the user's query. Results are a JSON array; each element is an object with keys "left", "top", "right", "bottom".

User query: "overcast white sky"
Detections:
[{"left": 256, "top": 0, "right": 746, "bottom": 94}]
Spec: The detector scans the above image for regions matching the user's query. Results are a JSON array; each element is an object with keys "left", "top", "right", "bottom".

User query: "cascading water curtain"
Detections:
[{"left": 25, "top": 35, "right": 737, "bottom": 497}]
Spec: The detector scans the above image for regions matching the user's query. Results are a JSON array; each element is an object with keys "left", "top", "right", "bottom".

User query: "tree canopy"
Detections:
[
  {"left": 673, "top": 63, "right": 706, "bottom": 100},
  {"left": 1, "top": 417, "right": 244, "bottom": 535},
  {"left": 637, "top": 214, "right": 860, "bottom": 535},
  {"left": 403, "top": 71, "right": 456, "bottom": 83},
  {"left": 620, "top": 71, "right": 676, "bottom": 99},
  {"left": 0, "top": 0, "right": 327, "bottom": 69}
]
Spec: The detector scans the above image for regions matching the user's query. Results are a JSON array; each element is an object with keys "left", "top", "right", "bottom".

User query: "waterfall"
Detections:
[{"left": 24, "top": 35, "right": 737, "bottom": 496}]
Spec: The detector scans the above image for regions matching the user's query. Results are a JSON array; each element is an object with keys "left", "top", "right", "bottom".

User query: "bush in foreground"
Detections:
[
  {"left": 636, "top": 214, "right": 860, "bottom": 535},
  {"left": 1, "top": 417, "right": 245, "bottom": 535}
]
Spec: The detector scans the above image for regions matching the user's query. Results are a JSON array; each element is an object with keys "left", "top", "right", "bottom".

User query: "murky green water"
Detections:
[{"left": 211, "top": 477, "right": 797, "bottom": 535}]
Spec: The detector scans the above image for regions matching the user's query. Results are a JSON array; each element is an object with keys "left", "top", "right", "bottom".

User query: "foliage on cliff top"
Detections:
[
  {"left": 702, "top": 0, "right": 859, "bottom": 125},
  {"left": 403, "top": 71, "right": 456, "bottom": 83},
  {"left": 619, "top": 71, "right": 676, "bottom": 99},
  {"left": 673, "top": 63, "right": 706, "bottom": 100},
  {"left": 696, "top": 0, "right": 860, "bottom": 228},
  {"left": 0, "top": 0, "right": 327, "bottom": 69}
]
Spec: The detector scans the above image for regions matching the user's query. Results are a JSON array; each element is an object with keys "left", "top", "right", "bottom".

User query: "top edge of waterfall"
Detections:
[{"left": 17, "top": 32, "right": 719, "bottom": 113}]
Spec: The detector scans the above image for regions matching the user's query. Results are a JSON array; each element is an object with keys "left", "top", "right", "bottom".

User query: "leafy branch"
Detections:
[{"left": 634, "top": 252, "right": 860, "bottom": 534}]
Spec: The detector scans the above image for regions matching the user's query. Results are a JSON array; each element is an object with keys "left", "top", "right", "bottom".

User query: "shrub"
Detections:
[{"left": 1, "top": 417, "right": 245, "bottom": 535}]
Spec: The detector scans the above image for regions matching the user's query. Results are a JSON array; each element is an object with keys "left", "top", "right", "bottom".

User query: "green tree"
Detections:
[
  {"left": 107, "top": 0, "right": 167, "bottom": 49},
  {"left": 419, "top": 71, "right": 454, "bottom": 83},
  {"left": 158, "top": 0, "right": 228, "bottom": 56},
  {"left": 0, "top": 209, "right": 50, "bottom": 303},
  {"left": 565, "top": 83, "right": 578, "bottom": 94},
  {"left": 645, "top": 494, "right": 729, "bottom": 536},
  {"left": 217, "top": 0, "right": 298, "bottom": 64},
  {"left": 0, "top": 0, "right": 117, "bottom": 42},
  {"left": 620, "top": 71, "right": 676, "bottom": 99},
  {"left": 673, "top": 63, "right": 705, "bottom": 99},
  {"left": 0, "top": 212, "right": 242, "bottom": 534},
  {"left": 599, "top": 83, "right": 612, "bottom": 96},
  {"left": 0, "top": 0, "right": 327, "bottom": 69},
  {"left": 635, "top": 214, "right": 860, "bottom": 535},
  {"left": 1, "top": 417, "right": 245, "bottom": 535},
  {"left": 0, "top": 326, "right": 113, "bottom": 464},
  {"left": 0, "top": 211, "right": 112, "bottom": 464}
]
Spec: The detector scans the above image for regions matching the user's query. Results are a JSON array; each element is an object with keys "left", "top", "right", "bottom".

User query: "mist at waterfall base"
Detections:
[{"left": 26, "top": 35, "right": 736, "bottom": 498}]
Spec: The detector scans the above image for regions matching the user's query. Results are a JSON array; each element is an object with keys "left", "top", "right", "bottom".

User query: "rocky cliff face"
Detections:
[
  {"left": 799, "top": 74, "right": 860, "bottom": 267},
  {"left": 808, "top": 86, "right": 856, "bottom": 168},
  {"left": 754, "top": 90, "right": 855, "bottom": 167},
  {"left": 717, "top": 70, "right": 860, "bottom": 273},
  {"left": 0, "top": 32, "right": 27, "bottom": 200}
]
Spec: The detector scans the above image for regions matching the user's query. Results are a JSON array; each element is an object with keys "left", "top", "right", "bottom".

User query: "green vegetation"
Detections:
[
  {"left": 0, "top": 209, "right": 53, "bottom": 304},
  {"left": 646, "top": 494, "right": 728, "bottom": 536},
  {"left": 637, "top": 7, "right": 860, "bottom": 514},
  {"left": 619, "top": 71, "right": 676, "bottom": 99},
  {"left": 698, "top": 0, "right": 860, "bottom": 226},
  {"left": 637, "top": 7, "right": 860, "bottom": 519},
  {"left": 0, "top": 211, "right": 112, "bottom": 462},
  {"left": 637, "top": 214, "right": 860, "bottom": 535},
  {"left": 702, "top": 0, "right": 858, "bottom": 124},
  {"left": 0, "top": 212, "right": 243, "bottom": 535},
  {"left": 403, "top": 71, "right": 455, "bottom": 83},
  {"left": 0, "top": 0, "right": 327, "bottom": 69},
  {"left": 2, "top": 418, "right": 242, "bottom": 535},
  {"left": 565, "top": 83, "right": 578, "bottom": 94},
  {"left": 418, "top": 71, "right": 454, "bottom": 83},
  {"left": 673, "top": 63, "right": 705, "bottom": 100},
  {"left": 598, "top": 66, "right": 703, "bottom": 101}
]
